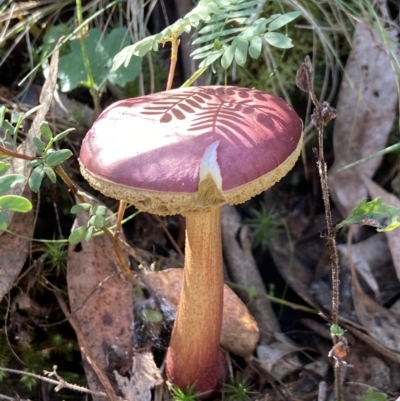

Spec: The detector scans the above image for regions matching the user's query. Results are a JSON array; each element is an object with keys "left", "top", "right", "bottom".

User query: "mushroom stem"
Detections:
[{"left": 166, "top": 207, "right": 224, "bottom": 393}]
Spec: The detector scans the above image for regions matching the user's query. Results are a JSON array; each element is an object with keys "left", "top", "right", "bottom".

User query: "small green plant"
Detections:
[
  {"left": 0, "top": 106, "right": 38, "bottom": 229},
  {"left": 222, "top": 377, "right": 256, "bottom": 401},
  {"left": 170, "top": 383, "right": 207, "bottom": 401},
  {"left": 330, "top": 324, "right": 345, "bottom": 338},
  {"left": 336, "top": 197, "right": 400, "bottom": 232},
  {"left": 245, "top": 203, "right": 282, "bottom": 250},
  {"left": 361, "top": 388, "right": 388, "bottom": 401},
  {"left": 69, "top": 203, "right": 108, "bottom": 244},
  {"left": 42, "top": 242, "right": 68, "bottom": 276},
  {"left": 112, "top": 0, "right": 300, "bottom": 85},
  {"left": 27, "top": 122, "right": 74, "bottom": 193}
]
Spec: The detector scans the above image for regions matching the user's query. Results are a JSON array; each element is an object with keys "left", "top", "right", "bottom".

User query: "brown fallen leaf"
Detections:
[
  {"left": 0, "top": 187, "right": 34, "bottom": 302},
  {"left": 347, "top": 229, "right": 400, "bottom": 354},
  {"left": 139, "top": 268, "right": 259, "bottom": 357},
  {"left": 329, "top": 19, "right": 399, "bottom": 219},
  {"left": 67, "top": 211, "right": 135, "bottom": 397},
  {"left": 362, "top": 176, "right": 400, "bottom": 284},
  {"left": 221, "top": 205, "right": 280, "bottom": 343},
  {"left": 337, "top": 234, "right": 392, "bottom": 296}
]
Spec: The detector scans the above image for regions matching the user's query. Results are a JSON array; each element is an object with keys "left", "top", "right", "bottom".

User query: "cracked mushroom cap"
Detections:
[{"left": 79, "top": 86, "right": 302, "bottom": 215}]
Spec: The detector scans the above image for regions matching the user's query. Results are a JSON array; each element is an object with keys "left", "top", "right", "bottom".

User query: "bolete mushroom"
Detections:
[{"left": 79, "top": 86, "right": 302, "bottom": 394}]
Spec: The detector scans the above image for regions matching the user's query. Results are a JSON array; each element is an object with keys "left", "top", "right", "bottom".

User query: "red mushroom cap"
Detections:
[{"left": 79, "top": 86, "right": 302, "bottom": 215}]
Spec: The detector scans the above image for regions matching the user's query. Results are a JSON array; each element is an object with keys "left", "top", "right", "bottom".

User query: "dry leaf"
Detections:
[
  {"left": 329, "top": 21, "right": 399, "bottom": 218},
  {"left": 139, "top": 268, "right": 260, "bottom": 357},
  {"left": 114, "top": 352, "right": 163, "bottom": 401},
  {"left": 337, "top": 234, "right": 392, "bottom": 296},
  {"left": 257, "top": 339, "right": 302, "bottom": 380},
  {"left": 362, "top": 176, "right": 400, "bottom": 284},
  {"left": 349, "top": 236, "right": 400, "bottom": 354},
  {"left": 0, "top": 187, "right": 33, "bottom": 302},
  {"left": 67, "top": 211, "right": 134, "bottom": 396},
  {"left": 221, "top": 205, "right": 280, "bottom": 343}
]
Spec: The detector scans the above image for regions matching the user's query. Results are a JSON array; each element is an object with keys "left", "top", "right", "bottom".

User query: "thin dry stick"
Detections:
[
  {"left": 296, "top": 56, "right": 342, "bottom": 401},
  {"left": 0, "top": 366, "right": 107, "bottom": 397}
]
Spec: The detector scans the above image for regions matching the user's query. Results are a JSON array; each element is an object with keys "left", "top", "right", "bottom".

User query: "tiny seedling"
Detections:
[
  {"left": 245, "top": 203, "right": 282, "bottom": 250},
  {"left": 222, "top": 377, "right": 257, "bottom": 401},
  {"left": 170, "top": 383, "right": 208, "bottom": 401}
]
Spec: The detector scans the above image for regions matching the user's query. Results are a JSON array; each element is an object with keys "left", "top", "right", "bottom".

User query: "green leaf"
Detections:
[
  {"left": 140, "top": 309, "right": 163, "bottom": 323},
  {"left": 11, "top": 112, "right": 23, "bottom": 124},
  {"left": 89, "top": 214, "right": 105, "bottom": 228},
  {"left": 27, "top": 160, "right": 41, "bottom": 169},
  {"left": 69, "top": 226, "right": 87, "bottom": 244},
  {"left": 264, "top": 32, "right": 294, "bottom": 48},
  {"left": 221, "top": 44, "right": 236, "bottom": 69},
  {"left": 0, "top": 106, "right": 7, "bottom": 128},
  {"left": 41, "top": 23, "right": 71, "bottom": 58},
  {"left": 0, "top": 211, "right": 7, "bottom": 230},
  {"left": 53, "top": 128, "right": 74, "bottom": 142},
  {"left": 0, "top": 174, "right": 26, "bottom": 196},
  {"left": 2, "top": 120, "right": 15, "bottom": 136},
  {"left": 361, "top": 388, "right": 388, "bottom": 401},
  {"left": 92, "top": 205, "right": 107, "bottom": 216},
  {"left": 22, "top": 104, "right": 43, "bottom": 120},
  {"left": 0, "top": 195, "right": 32, "bottom": 212},
  {"left": 249, "top": 36, "right": 262, "bottom": 59},
  {"left": 268, "top": 11, "right": 301, "bottom": 31},
  {"left": 29, "top": 165, "right": 45, "bottom": 193},
  {"left": 0, "top": 162, "right": 10, "bottom": 176},
  {"left": 59, "top": 28, "right": 142, "bottom": 92},
  {"left": 71, "top": 203, "right": 92, "bottom": 214},
  {"left": 198, "top": 49, "right": 224, "bottom": 67},
  {"left": 40, "top": 121, "right": 53, "bottom": 141},
  {"left": 44, "top": 166, "right": 57, "bottom": 183},
  {"left": 337, "top": 198, "right": 400, "bottom": 232},
  {"left": 330, "top": 324, "right": 345, "bottom": 338},
  {"left": 207, "top": 2, "right": 222, "bottom": 14},
  {"left": 85, "top": 225, "right": 95, "bottom": 242},
  {"left": 234, "top": 38, "right": 249, "bottom": 66},
  {"left": 44, "top": 149, "right": 72, "bottom": 166},
  {"left": 33, "top": 137, "right": 46, "bottom": 154}
]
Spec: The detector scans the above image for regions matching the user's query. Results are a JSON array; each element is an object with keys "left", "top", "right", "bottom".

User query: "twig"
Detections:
[
  {"left": 296, "top": 55, "right": 342, "bottom": 400},
  {"left": 0, "top": 366, "right": 107, "bottom": 397},
  {"left": 0, "top": 394, "right": 31, "bottom": 401}
]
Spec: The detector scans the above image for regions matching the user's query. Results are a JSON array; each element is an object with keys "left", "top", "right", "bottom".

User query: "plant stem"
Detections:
[
  {"left": 54, "top": 165, "right": 136, "bottom": 284},
  {"left": 296, "top": 56, "right": 342, "bottom": 401},
  {"left": 75, "top": 0, "right": 101, "bottom": 116},
  {"left": 166, "top": 37, "right": 180, "bottom": 90},
  {"left": 0, "top": 145, "right": 35, "bottom": 161},
  {"left": 181, "top": 66, "right": 208, "bottom": 88}
]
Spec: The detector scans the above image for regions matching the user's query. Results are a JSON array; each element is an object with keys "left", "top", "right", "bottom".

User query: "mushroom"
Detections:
[{"left": 79, "top": 86, "right": 302, "bottom": 394}]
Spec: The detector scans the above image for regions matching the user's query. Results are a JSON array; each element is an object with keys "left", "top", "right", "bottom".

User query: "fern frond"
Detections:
[{"left": 112, "top": 0, "right": 301, "bottom": 73}]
